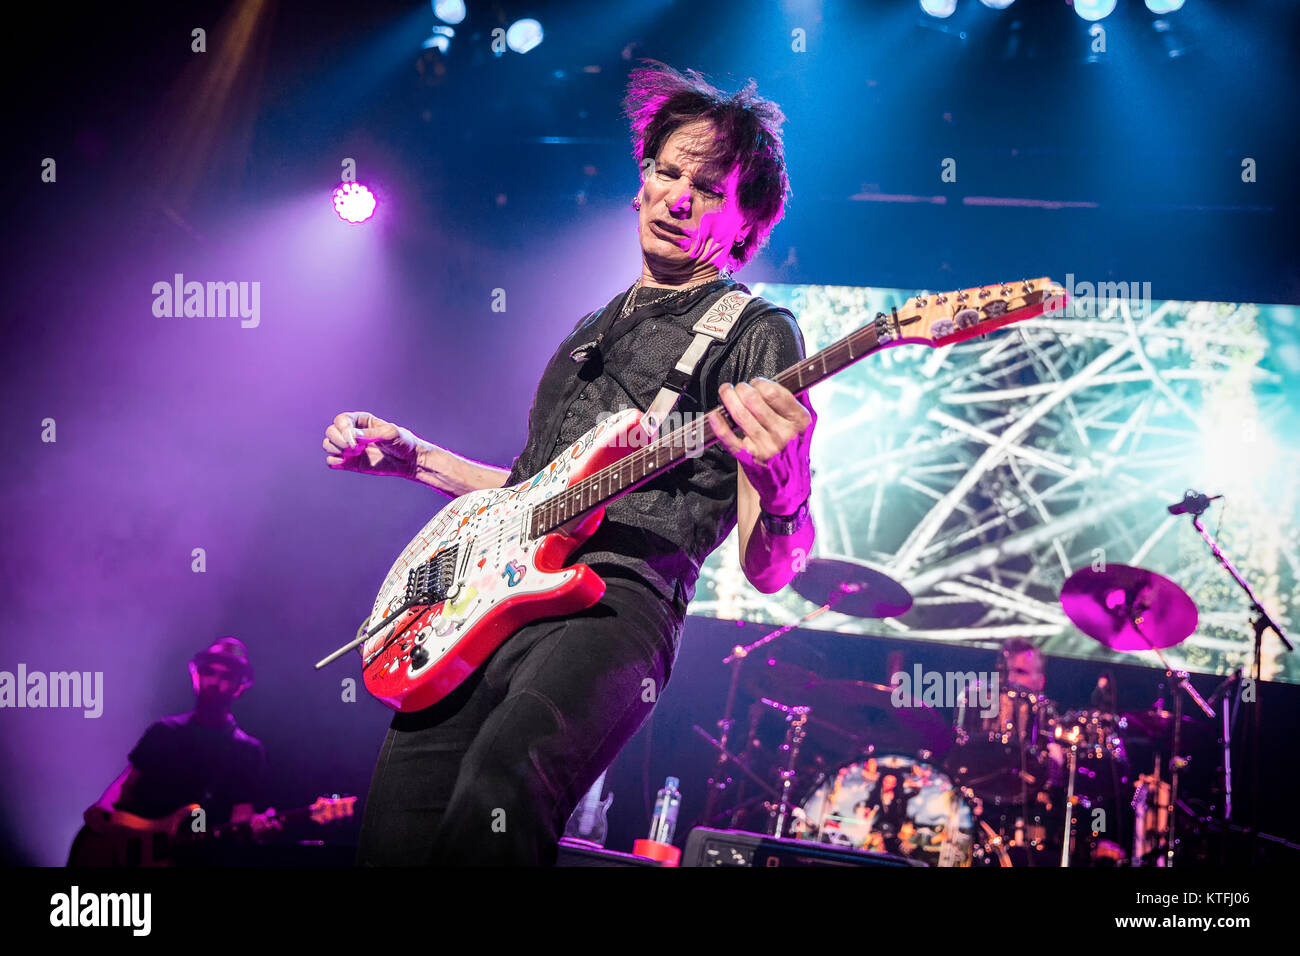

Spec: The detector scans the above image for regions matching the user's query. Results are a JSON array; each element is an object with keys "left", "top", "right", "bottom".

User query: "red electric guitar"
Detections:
[{"left": 324, "top": 279, "right": 1066, "bottom": 712}]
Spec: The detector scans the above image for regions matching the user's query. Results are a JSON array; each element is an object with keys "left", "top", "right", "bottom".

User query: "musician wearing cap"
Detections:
[{"left": 81, "top": 637, "right": 279, "bottom": 842}]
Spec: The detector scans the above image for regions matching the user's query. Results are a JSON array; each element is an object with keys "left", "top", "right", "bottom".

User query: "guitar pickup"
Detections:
[{"left": 405, "top": 547, "right": 459, "bottom": 605}]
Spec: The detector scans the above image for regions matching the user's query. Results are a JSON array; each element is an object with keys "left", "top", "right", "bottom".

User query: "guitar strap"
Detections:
[
  {"left": 535, "top": 284, "right": 752, "bottom": 470},
  {"left": 640, "top": 289, "right": 752, "bottom": 438}
]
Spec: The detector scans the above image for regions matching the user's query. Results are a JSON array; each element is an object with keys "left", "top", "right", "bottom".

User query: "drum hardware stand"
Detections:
[
  {"left": 691, "top": 723, "right": 782, "bottom": 805},
  {"left": 699, "top": 583, "right": 863, "bottom": 830},
  {"left": 1057, "top": 726, "right": 1080, "bottom": 868},
  {"left": 765, "top": 701, "right": 812, "bottom": 838},
  {"left": 1017, "top": 702, "right": 1035, "bottom": 866},
  {"left": 1183, "top": 498, "right": 1292, "bottom": 863},
  {"left": 1166, "top": 676, "right": 1187, "bottom": 868},
  {"left": 1204, "top": 667, "right": 1244, "bottom": 864},
  {"left": 1124, "top": 612, "right": 1213, "bottom": 867},
  {"left": 1131, "top": 754, "right": 1166, "bottom": 866}
]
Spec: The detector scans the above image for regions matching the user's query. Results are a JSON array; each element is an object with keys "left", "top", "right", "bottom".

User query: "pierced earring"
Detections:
[
  {"left": 736, "top": 235, "right": 746, "bottom": 246},
  {"left": 632, "top": 198, "right": 641, "bottom": 211}
]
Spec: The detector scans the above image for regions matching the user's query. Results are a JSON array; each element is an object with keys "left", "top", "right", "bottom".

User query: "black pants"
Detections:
[{"left": 356, "top": 575, "right": 684, "bottom": 866}]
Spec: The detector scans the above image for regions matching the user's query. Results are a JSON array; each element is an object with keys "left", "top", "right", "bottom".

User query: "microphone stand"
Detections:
[
  {"left": 1184, "top": 507, "right": 1292, "bottom": 863},
  {"left": 1121, "top": 608, "right": 1213, "bottom": 867}
]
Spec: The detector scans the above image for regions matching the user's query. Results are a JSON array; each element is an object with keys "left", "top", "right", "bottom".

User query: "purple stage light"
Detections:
[{"left": 332, "top": 182, "right": 377, "bottom": 223}]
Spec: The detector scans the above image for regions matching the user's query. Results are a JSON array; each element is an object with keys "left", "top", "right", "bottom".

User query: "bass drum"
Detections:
[{"left": 789, "top": 753, "right": 1009, "bottom": 867}]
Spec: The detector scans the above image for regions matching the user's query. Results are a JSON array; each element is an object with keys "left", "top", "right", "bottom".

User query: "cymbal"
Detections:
[
  {"left": 1119, "top": 708, "right": 1210, "bottom": 743},
  {"left": 741, "top": 663, "right": 949, "bottom": 755},
  {"left": 1061, "top": 564, "right": 1197, "bottom": 651},
  {"left": 742, "top": 660, "right": 823, "bottom": 704},
  {"left": 804, "top": 680, "right": 952, "bottom": 755},
  {"left": 792, "top": 557, "right": 913, "bottom": 619},
  {"left": 743, "top": 667, "right": 900, "bottom": 715}
]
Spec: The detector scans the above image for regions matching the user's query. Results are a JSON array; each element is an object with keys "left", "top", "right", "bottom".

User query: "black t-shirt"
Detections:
[
  {"left": 504, "top": 276, "right": 806, "bottom": 610},
  {"left": 117, "top": 712, "right": 266, "bottom": 824}
]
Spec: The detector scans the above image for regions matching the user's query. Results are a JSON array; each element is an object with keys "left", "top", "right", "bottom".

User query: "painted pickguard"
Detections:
[{"left": 361, "top": 407, "right": 643, "bottom": 707}]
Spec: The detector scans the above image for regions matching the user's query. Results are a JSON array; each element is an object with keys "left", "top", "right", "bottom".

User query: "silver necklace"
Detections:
[{"left": 620, "top": 273, "right": 728, "bottom": 320}]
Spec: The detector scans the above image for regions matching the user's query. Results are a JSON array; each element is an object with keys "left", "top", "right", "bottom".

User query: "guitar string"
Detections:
[{"left": 383, "top": 288, "right": 1035, "bottom": 624}]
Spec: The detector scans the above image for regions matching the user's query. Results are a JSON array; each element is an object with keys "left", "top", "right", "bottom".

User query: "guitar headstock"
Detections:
[
  {"left": 892, "top": 278, "right": 1066, "bottom": 347},
  {"left": 309, "top": 795, "right": 358, "bottom": 825}
]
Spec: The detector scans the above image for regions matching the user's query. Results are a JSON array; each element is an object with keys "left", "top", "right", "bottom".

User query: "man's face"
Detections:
[
  {"left": 1006, "top": 651, "right": 1045, "bottom": 693},
  {"left": 194, "top": 661, "right": 243, "bottom": 704},
  {"left": 636, "top": 119, "right": 750, "bottom": 273}
]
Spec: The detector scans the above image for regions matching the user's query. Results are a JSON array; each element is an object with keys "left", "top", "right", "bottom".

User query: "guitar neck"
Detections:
[
  {"left": 208, "top": 804, "right": 313, "bottom": 841},
  {"left": 527, "top": 280, "right": 1061, "bottom": 540},
  {"left": 529, "top": 314, "right": 894, "bottom": 538}
]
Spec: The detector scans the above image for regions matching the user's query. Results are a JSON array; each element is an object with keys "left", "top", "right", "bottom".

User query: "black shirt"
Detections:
[
  {"left": 118, "top": 712, "right": 266, "bottom": 824},
  {"left": 504, "top": 276, "right": 806, "bottom": 611}
]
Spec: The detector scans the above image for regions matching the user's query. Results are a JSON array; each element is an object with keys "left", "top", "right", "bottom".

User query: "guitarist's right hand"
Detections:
[{"left": 324, "top": 412, "right": 424, "bottom": 479}]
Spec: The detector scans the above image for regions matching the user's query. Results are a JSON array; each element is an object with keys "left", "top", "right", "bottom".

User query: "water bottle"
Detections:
[{"left": 649, "top": 776, "right": 681, "bottom": 844}]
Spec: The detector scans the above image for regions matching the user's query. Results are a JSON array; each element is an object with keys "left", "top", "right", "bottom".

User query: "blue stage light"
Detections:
[
  {"left": 1145, "top": 0, "right": 1185, "bottom": 12},
  {"left": 433, "top": 0, "right": 466, "bottom": 25},
  {"left": 422, "top": 25, "right": 454, "bottom": 52},
  {"left": 980, "top": 0, "right": 1016, "bottom": 9},
  {"left": 506, "top": 18, "right": 544, "bottom": 54},
  {"left": 919, "top": 0, "right": 957, "bottom": 18},
  {"left": 1074, "top": 0, "right": 1117, "bottom": 21}
]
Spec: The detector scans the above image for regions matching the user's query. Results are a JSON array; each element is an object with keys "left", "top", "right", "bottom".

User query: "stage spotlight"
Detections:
[
  {"left": 919, "top": 0, "right": 957, "bottom": 17},
  {"left": 979, "top": 0, "right": 1016, "bottom": 9},
  {"left": 422, "top": 25, "right": 454, "bottom": 52},
  {"left": 1145, "top": 0, "right": 1185, "bottom": 12},
  {"left": 332, "top": 183, "right": 377, "bottom": 224},
  {"left": 1073, "top": 0, "right": 1117, "bottom": 21},
  {"left": 505, "top": 18, "right": 544, "bottom": 54},
  {"left": 433, "top": 0, "right": 466, "bottom": 24}
]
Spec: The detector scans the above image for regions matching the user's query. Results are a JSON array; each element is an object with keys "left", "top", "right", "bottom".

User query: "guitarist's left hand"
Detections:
[
  {"left": 710, "top": 377, "right": 815, "bottom": 513},
  {"left": 249, "top": 807, "right": 282, "bottom": 839}
]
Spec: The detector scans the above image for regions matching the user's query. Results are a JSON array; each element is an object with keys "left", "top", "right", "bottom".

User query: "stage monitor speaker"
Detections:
[{"left": 682, "top": 827, "right": 927, "bottom": 867}]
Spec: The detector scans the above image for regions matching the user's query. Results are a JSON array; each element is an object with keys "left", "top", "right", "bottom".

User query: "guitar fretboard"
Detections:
[{"left": 528, "top": 313, "right": 896, "bottom": 538}]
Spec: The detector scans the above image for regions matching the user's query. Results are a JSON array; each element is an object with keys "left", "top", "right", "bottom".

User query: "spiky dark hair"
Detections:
[{"left": 623, "top": 61, "right": 790, "bottom": 269}]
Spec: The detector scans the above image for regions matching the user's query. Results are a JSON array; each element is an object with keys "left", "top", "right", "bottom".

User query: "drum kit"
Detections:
[{"left": 694, "top": 556, "right": 1263, "bottom": 867}]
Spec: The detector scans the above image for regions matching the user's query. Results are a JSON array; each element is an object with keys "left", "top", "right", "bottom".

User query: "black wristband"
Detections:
[{"left": 759, "top": 497, "right": 810, "bottom": 536}]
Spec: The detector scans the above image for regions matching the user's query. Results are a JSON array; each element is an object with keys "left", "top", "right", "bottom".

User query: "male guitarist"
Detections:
[
  {"left": 324, "top": 62, "right": 816, "bottom": 866},
  {"left": 69, "top": 637, "right": 280, "bottom": 863}
]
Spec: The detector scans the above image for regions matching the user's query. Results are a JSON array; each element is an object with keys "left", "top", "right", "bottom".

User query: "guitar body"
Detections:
[
  {"left": 69, "top": 804, "right": 199, "bottom": 867},
  {"left": 362, "top": 407, "right": 649, "bottom": 713}
]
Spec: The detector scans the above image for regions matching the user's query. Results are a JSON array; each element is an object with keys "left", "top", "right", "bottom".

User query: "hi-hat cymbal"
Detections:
[
  {"left": 792, "top": 557, "right": 913, "bottom": 618},
  {"left": 1061, "top": 564, "right": 1197, "bottom": 652},
  {"left": 1119, "top": 709, "right": 1210, "bottom": 744}
]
